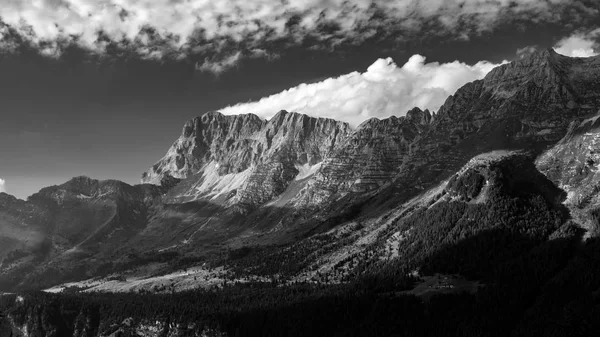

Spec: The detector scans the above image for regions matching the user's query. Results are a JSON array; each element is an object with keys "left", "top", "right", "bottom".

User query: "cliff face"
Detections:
[
  {"left": 537, "top": 113, "right": 600, "bottom": 237},
  {"left": 363, "top": 49, "right": 600, "bottom": 211},
  {"left": 295, "top": 109, "right": 433, "bottom": 208},
  {"left": 129, "top": 49, "right": 600, "bottom": 252},
  {"left": 141, "top": 112, "right": 267, "bottom": 184},
  {"left": 142, "top": 110, "right": 351, "bottom": 210},
  {"left": 143, "top": 50, "right": 600, "bottom": 217}
]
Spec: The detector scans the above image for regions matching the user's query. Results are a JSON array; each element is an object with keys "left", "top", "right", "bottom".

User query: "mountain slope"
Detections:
[
  {"left": 142, "top": 49, "right": 600, "bottom": 220},
  {"left": 537, "top": 112, "right": 600, "bottom": 237},
  {"left": 0, "top": 178, "right": 167, "bottom": 290},
  {"left": 142, "top": 110, "right": 351, "bottom": 210},
  {"left": 2, "top": 49, "right": 600, "bottom": 293}
]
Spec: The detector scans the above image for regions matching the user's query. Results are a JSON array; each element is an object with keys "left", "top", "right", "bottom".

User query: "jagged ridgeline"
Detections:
[{"left": 2, "top": 49, "right": 600, "bottom": 336}]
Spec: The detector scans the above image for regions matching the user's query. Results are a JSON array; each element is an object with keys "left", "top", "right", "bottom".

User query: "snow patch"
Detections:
[
  {"left": 295, "top": 162, "right": 322, "bottom": 180},
  {"left": 192, "top": 161, "right": 253, "bottom": 200}
]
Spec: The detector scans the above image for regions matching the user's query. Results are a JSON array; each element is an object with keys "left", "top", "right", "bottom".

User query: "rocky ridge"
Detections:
[
  {"left": 537, "top": 112, "right": 600, "bottom": 237},
  {"left": 0, "top": 178, "right": 166, "bottom": 290},
  {"left": 143, "top": 49, "right": 600, "bottom": 218},
  {"left": 142, "top": 110, "right": 351, "bottom": 210}
]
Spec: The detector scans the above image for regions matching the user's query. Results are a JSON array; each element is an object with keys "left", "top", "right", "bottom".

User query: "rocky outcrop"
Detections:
[
  {"left": 286, "top": 49, "right": 600, "bottom": 213},
  {"left": 294, "top": 110, "right": 432, "bottom": 208},
  {"left": 138, "top": 49, "right": 600, "bottom": 225},
  {"left": 537, "top": 112, "right": 600, "bottom": 236},
  {"left": 143, "top": 110, "right": 351, "bottom": 209},
  {"left": 141, "top": 112, "right": 266, "bottom": 184},
  {"left": 369, "top": 49, "right": 600, "bottom": 209},
  {"left": 432, "top": 49, "right": 599, "bottom": 146}
]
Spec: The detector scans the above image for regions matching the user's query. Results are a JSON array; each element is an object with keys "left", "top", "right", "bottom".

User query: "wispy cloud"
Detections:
[
  {"left": 0, "top": 1, "right": 596, "bottom": 72},
  {"left": 195, "top": 51, "right": 243, "bottom": 74},
  {"left": 516, "top": 46, "right": 540, "bottom": 59},
  {"left": 220, "top": 55, "right": 505, "bottom": 127}
]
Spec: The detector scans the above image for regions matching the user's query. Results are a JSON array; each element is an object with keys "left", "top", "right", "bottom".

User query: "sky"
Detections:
[{"left": 0, "top": 0, "right": 599, "bottom": 199}]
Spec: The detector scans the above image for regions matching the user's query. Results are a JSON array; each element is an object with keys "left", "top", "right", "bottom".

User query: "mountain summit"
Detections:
[{"left": 142, "top": 49, "right": 600, "bottom": 214}]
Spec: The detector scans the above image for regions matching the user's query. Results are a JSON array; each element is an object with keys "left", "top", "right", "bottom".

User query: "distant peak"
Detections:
[
  {"left": 68, "top": 176, "right": 96, "bottom": 184},
  {"left": 543, "top": 47, "right": 558, "bottom": 56},
  {"left": 188, "top": 111, "right": 261, "bottom": 126},
  {"left": 266, "top": 110, "right": 350, "bottom": 127},
  {"left": 481, "top": 46, "right": 574, "bottom": 94},
  {"left": 356, "top": 116, "right": 400, "bottom": 130},
  {"left": 518, "top": 47, "right": 569, "bottom": 66},
  {"left": 0, "top": 192, "right": 17, "bottom": 202},
  {"left": 182, "top": 111, "right": 265, "bottom": 137},
  {"left": 270, "top": 109, "right": 290, "bottom": 121},
  {"left": 406, "top": 107, "right": 433, "bottom": 125}
]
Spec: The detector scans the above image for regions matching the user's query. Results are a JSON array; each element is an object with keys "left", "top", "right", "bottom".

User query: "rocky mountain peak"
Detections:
[
  {"left": 355, "top": 108, "right": 432, "bottom": 133},
  {"left": 406, "top": 107, "right": 433, "bottom": 125},
  {"left": 0, "top": 193, "right": 30, "bottom": 215},
  {"left": 139, "top": 52, "right": 600, "bottom": 216},
  {"left": 264, "top": 110, "right": 350, "bottom": 142},
  {"left": 430, "top": 49, "right": 600, "bottom": 155},
  {"left": 0, "top": 192, "right": 18, "bottom": 204},
  {"left": 182, "top": 111, "right": 265, "bottom": 139},
  {"left": 268, "top": 109, "right": 291, "bottom": 124},
  {"left": 481, "top": 48, "right": 596, "bottom": 106},
  {"left": 142, "top": 109, "right": 352, "bottom": 208}
]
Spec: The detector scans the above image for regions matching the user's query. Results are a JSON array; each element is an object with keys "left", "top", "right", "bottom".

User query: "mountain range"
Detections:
[{"left": 2, "top": 48, "right": 600, "bottom": 336}]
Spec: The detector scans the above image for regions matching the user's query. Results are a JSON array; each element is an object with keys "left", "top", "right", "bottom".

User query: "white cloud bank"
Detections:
[
  {"left": 554, "top": 29, "right": 600, "bottom": 57},
  {"left": 0, "top": 178, "right": 6, "bottom": 193},
  {"left": 220, "top": 55, "right": 505, "bottom": 127}
]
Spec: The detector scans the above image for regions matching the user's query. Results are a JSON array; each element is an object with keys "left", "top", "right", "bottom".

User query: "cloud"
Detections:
[
  {"left": 196, "top": 51, "right": 243, "bottom": 74},
  {"left": 554, "top": 29, "right": 600, "bottom": 57},
  {"left": 0, "top": 178, "right": 5, "bottom": 193},
  {"left": 516, "top": 46, "right": 540, "bottom": 59},
  {"left": 0, "top": 1, "right": 596, "bottom": 72},
  {"left": 220, "top": 55, "right": 505, "bottom": 127}
]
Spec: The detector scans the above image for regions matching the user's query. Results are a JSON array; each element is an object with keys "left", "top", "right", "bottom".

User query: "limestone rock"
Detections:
[{"left": 143, "top": 110, "right": 351, "bottom": 209}]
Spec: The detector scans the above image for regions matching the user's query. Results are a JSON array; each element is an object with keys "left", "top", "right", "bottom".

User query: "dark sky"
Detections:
[{"left": 1, "top": 2, "right": 599, "bottom": 199}]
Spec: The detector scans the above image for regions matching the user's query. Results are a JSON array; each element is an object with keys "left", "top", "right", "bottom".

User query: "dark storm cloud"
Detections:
[{"left": 0, "top": 1, "right": 599, "bottom": 73}]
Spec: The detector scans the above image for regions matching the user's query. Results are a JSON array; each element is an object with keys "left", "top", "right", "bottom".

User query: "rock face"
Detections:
[
  {"left": 296, "top": 109, "right": 432, "bottom": 208},
  {"left": 142, "top": 108, "right": 435, "bottom": 211},
  {"left": 142, "top": 110, "right": 351, "bottom": 210},
  {"left": 141, "top": 112, "right": 266, "bottom": 184},
  {"left": 144, "top": 49, "right": 600, "bottom": 216},
  {"left": 360, "top": 49, "right": 600, "bottom": 213},
  {"left": 537, "top": 113, "right": 600, "bottom": 236},
  {"left": 131, "top": 48, "right": 600, "bottom": 253}
]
